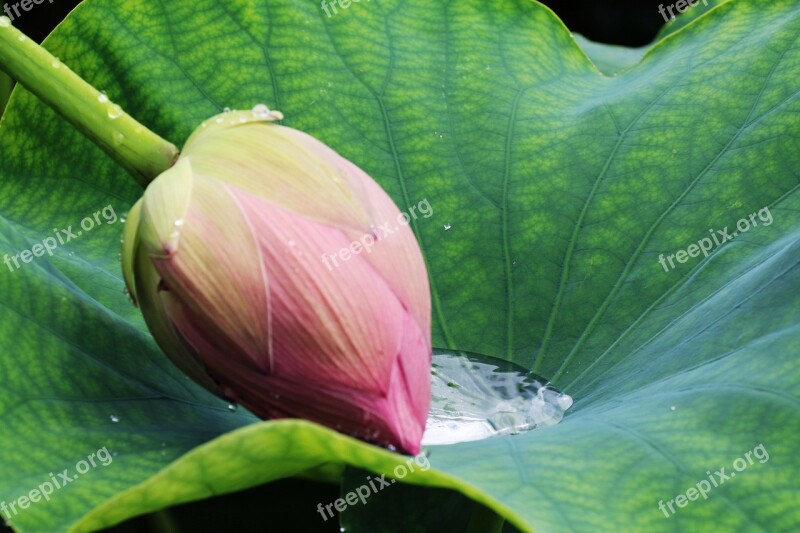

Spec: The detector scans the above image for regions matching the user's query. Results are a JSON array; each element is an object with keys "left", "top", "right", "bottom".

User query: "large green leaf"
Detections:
[{"left": 1, "top": 0, "right": 798, "bottom": 531}]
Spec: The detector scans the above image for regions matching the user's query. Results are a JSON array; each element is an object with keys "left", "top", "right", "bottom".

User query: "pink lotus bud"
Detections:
[{"left": 121, "top": 107, "right": 431, "bottom": 454}]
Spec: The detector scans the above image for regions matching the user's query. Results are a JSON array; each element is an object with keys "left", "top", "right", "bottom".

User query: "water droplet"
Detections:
[
  {"left": 112, "top": 131, "right": 125, "bottom": 146},
  {"left": 227, "top": 403, "right": 237, "bottom": 412},
  {"left": 252, "top": 104, "right": 270, "bottom": 117},
  {"left": 670, "top": 405, "right": 676, "bottom": 411},
  {"left": 223, "top": 106, "right": 231, "bottom": 113},
  {"left": 174, "top": 219, "right": 185, "bottom": 227},
  {"left": 422, "top": 350, "right": 573, "bottom": 446},
  {"left": 120, "top": 216, "right": 127, "bottom": 224},
  {"left": 110, "top": 415, "right": 120, "bottom": 423},
  {"left": 251, "top": 103, "right": 283, "bottom": 121},
  {"left": 51, "top": 58, "right": 61, "bottom": 69},
  {"left": 17, "top": 34, "right": 26, "bottom": 42},
  {"left": 0, "top": 16, "right": 11, "bottom": 27},
  {"left": 107, "top": 104, "right": 123, "bottom": 119},
  {"left": 386, "top": 445, "right": 397, "bottom": 452},
  {"left": 98, "top": 93, "right": 109, "bottom": 103},
  {"left": 443, "top": 223, "right": 451, "bottom": 231},
  {"left": 215, "top": 116, "right": 224, "bottom": 123}
]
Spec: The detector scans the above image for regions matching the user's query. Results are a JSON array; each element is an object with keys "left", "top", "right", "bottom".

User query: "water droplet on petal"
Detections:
[
  {"left": 227, "top": 404, "right": 237, "bottom": 412},
  {"left": 110, "top": 415, "right": 120, "bottom": 423},
  {"left": 51, "top": 58, "right": 61, "bottom": 69},
  {"left": 443, "top": 223, "right": 452, "bottom": 231},
  {"left": 252, "top": 104, "right": 270, "bottom": 117},
  {"left": 112, "top": 131, "right": 124, "bottom": 146},
  {"left": 98, "top": 93, "right": 109, "bottom": 103}
]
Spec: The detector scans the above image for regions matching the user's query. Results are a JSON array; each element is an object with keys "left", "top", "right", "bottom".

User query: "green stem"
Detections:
[
  {"left": 0, "top": 70, "right": 12, "bottom": 116},
  {"left": 0, "top": 18, "right": 178, "bottom": 187}
]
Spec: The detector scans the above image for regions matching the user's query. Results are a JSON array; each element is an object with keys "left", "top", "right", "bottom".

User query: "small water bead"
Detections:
[
  {"left": 443, "top": 223, "right": 451, "bottom": 231},
  {"left": 107, "top": 104, "right": 123, "bottom": 119},
  {"left": 251, "top": 103, "right": 283, "bottom": 121},
  {"left": 110, "top": 415, "right": 120, "bottom": 423},
  {"left": 17, "top": 34, "right": 26, "bottom": 42},
  {"left": 98, "top": 92, "right": 109, "bottom": 104},
  {"left": 112, "top": 131, "right": 125, "bottom": 146},
  {"left": 51, "top": 58, "right": 61, "bottom": 69},
  {"left": 223, "top": 106, "right": 232, "bottom": 113},
  {"left": 227, "top": 403, "right": 237, "bottom": 412},
  {"left": 0, "top": 16, "right": 10, "bottom": 27},
  {"left": 252, "top": 104, "right": 270, "bottom": 117}
]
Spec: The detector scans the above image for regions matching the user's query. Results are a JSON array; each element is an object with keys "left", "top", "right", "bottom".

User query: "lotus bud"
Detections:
[{"left": 121, "top": 106, "right": 432, "bottom": 454}]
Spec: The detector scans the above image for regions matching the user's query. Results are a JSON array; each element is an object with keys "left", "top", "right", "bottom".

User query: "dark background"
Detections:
[
  {"left": 2, "top": 0, "right": 669, "bottom": 531},
  {"left": 11, "top": 0, "right": 671, "bottom": 46}
]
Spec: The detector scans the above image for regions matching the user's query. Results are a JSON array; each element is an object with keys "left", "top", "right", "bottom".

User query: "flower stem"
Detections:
[{"left": 0, "top": 18, "right": 178, "bottom": 187}]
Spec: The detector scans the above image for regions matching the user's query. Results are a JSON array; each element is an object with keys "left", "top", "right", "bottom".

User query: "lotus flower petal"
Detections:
[{"left": 123, "top": 111, "right": 432, "bottom": 454}]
